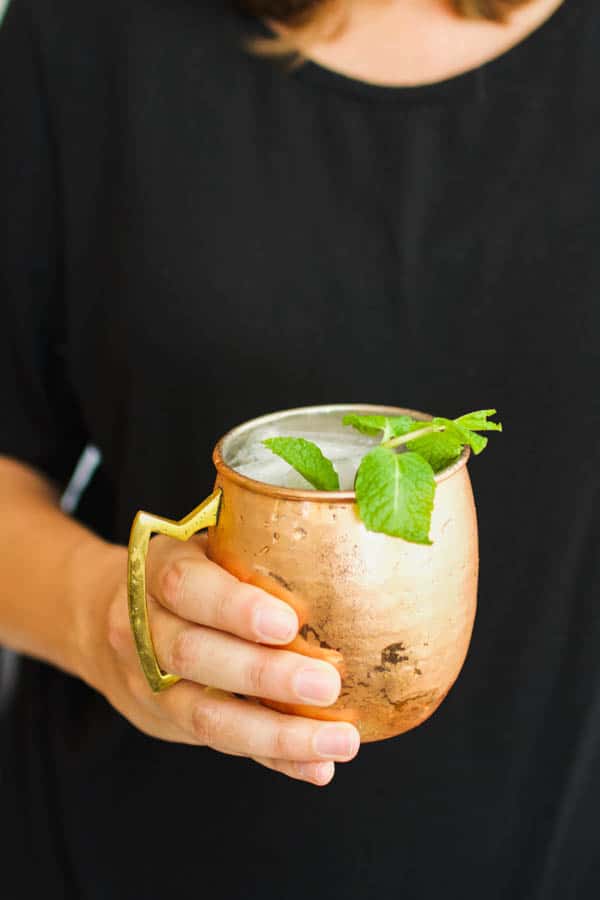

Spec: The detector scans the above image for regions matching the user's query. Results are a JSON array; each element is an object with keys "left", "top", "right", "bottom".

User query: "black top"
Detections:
[{"left": 2, "top": 1, "right": 600, "bottom": 897}]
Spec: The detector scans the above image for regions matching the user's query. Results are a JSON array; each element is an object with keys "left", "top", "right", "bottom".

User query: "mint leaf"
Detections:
[
  {"left": 263, "top": 437, "right": 340, "bottom": 491},
  {"left": 343, "top": 413, "right": 415, "bottom": 442},
  {"left": 454, "top": 409, "right": 503, "bottom": 433},
  {"left": 406, "top": 430, "right": 464, "bottom": 474},
  {"left": 355, "top": 447, "right": 435, "bottom": 545},
  {"left": 342, "top": 414, "right": 388, "bottom": 436},
  {"left": 429, "top": 418, "right": 487, "bottom": 455},
  {"left": 389, "top": 417, "right": 420, "bottom": 437}
]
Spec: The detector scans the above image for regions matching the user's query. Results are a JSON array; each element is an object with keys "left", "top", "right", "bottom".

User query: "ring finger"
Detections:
[{"left": 161, "top": 681, "right": 360, "bottom": 764}]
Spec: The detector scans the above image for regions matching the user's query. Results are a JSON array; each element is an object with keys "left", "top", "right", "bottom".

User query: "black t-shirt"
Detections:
[{"left": 2, "top": 0, "right": 600, "bottom": 897}]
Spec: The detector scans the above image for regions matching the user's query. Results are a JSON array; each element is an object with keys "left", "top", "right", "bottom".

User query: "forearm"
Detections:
[
  {"left": 0, "top": 463, "right": 359, "bottom": 785},
  {"left": 0, "top": 457, "right": 125, "bottom": 682}
]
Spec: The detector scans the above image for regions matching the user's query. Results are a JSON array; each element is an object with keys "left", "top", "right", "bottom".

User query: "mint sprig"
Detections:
[
  {"left": 379, "top": 410, "right": 502, "bottom": 471},
  {"left": 262, "top": 409, "right": 502, "bottom": 544},
  {"left": 262, "top": 437, "right": 340, "bottom": 491}
]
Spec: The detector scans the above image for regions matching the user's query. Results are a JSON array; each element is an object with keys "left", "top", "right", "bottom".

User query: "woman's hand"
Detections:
[{"left": 89, "top": 534, "right": 360, "bottom": 786}]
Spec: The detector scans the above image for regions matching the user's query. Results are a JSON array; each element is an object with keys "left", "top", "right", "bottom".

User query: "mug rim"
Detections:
[{"left": 212, "top": 404, "right": 471, "bottom": 503}]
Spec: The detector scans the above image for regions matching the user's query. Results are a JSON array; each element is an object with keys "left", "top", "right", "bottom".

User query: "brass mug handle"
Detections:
[{"left": 127, "top": 489, "right": 223, "bottom": 693}]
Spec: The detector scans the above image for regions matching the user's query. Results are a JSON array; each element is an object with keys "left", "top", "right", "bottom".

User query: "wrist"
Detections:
[{"left": 64, "top": 535, "right": 127, "bottom": 687}]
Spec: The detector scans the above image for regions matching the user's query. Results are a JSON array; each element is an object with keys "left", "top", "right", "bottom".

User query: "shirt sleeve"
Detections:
[{"left": 0, "top": 0, "right": 89, "bottom": 487}]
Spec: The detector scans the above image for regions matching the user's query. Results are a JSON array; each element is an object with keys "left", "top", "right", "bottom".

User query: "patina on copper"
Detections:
[{"left": 207, "top": 404, "right": 477, "bottom": 743}]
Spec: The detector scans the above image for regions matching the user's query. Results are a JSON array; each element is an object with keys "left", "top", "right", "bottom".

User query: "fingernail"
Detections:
[
  {"left": 297, "top": 761, "right": 335, "bottom": 785},
  {"left": 293, "top": 667, "right": 340, "bottom": 705},
  {"left": 313, "top": 724, "right": 360, "bottom": 759},
  {"left": 254, "top": 606, "right": 297, "bottom": 643}
]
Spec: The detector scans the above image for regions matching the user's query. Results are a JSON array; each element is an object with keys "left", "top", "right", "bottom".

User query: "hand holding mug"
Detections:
[{"left": 95, "top": 532, "right": 360, "bottom": 786}]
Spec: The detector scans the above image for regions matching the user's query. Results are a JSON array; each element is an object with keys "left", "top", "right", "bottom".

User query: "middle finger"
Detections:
[{"left": 151, "top": 599, "right": 342, "bottom": 706}]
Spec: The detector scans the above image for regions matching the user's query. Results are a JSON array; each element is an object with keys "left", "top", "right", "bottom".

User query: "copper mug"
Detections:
[{"left": 128, "top": 404, "right": 478, "bottom": 742}]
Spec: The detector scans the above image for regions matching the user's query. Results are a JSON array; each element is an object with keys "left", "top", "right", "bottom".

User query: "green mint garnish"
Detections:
[
  {"left": 381, "top": 409, "right": 502, "bottom": 469},
  {"left": 262, "top": 437, "right": 340, "bottom": 491},
  {"left": 402, "top": 428, "right": 465, "bottom": 474},
  {"left": 341, "top": 414, "right": 414, "bottom": 442},
  {"left": 354, "top": 447, "right": 436, "bottom": 545},
  {"left": 263, "top": 408, "right": 502, "bottom": 543},
  {"left": 454, "top": 409, "right": 504, "bottom": 433}
]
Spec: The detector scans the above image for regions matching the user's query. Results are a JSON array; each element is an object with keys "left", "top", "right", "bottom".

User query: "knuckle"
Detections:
[
  {"left": 169, "top": 628, "right": 197, "bottom": 675},
  {"left": 244, "top": 653, "right": 271, "bottom": 697},
  {"left": 220, "top": 582, "right": 264, "bottom": 634},
  {"left": 231, "top": 581, "right": 258, "bottom": 613},
  {"left": 226, "top": 581, "right": 254, "bottom": 630},
  {"left": 160, "top": 560, "right": 189, "bottom": 614},
  {"left": 271, "top": 724, "right": 296, "bottom": 760},
  {"left": 191, "top": 700, "right": 224, "bottom": 747},
  {"left": 211, "top": 588, "right": 230, "bottom": 631}
]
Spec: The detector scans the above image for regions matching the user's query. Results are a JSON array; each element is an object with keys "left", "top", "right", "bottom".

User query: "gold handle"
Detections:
[{"left": 127, "top": 489, "right": 222, "bottom": 693}]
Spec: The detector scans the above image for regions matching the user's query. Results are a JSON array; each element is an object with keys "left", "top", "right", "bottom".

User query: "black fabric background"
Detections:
[{"left": 1, "top": 0, "right": 600, "bottom": 896}]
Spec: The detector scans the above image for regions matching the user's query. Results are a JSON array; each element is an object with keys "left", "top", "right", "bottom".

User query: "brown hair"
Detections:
[
  {"left": 236, "top": 0, "right": 532, "bottom": 27},
  {"left": 235, "top": 0, "right": 535, "bottom": 54}
]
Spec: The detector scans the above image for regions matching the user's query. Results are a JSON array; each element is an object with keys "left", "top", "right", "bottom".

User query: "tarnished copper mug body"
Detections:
[{"left": 207, "top": 404, "right": 478, "bottom": 743}]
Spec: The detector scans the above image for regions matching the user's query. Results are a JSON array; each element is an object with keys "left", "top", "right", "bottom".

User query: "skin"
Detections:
[
  {"left": 277, "top": 0, "right": 565, "bottom": 86},
  {"left": 0, "top": 0, "right": 562, "bottom": 786},
  {"left": 0, "top": 460, "right": 356, "bottom": 786}
]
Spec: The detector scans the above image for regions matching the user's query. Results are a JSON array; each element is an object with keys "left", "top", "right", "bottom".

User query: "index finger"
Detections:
[{"left": 147, "top": 535, "right": 299, "bottom": 646}]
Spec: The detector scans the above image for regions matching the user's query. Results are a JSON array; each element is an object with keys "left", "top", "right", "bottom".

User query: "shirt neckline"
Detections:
[{"left": 254, "top": 0, "right": 573, "bottom": 104}]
